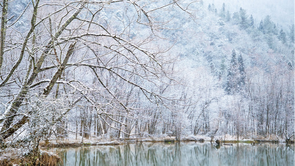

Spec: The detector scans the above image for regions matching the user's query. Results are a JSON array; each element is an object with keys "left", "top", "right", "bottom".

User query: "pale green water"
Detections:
[{"left": 52, "top": 142, "right": 294, "bottom": 166}]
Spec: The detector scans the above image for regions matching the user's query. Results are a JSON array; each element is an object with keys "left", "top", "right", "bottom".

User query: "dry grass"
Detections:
[
  {"left": 0, "top": 150, "right": 61, "bottom": 166},
  {"left": 36, "top": 151, "right": 62, "bottom": 166}
]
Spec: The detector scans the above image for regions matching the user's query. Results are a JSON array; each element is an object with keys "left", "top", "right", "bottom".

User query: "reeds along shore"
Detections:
[{"left": 0, "top": 151, "right": 61, "bottom": 166}]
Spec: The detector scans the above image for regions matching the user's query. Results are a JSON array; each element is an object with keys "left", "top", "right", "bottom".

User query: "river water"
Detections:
[{"left": 51, "top": 142, "right": 294, "bottom": 166}]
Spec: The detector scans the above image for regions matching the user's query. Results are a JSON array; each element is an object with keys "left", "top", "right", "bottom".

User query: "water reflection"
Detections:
[{"left": 52, "top": 142, "right": 294, "bottom": 166}]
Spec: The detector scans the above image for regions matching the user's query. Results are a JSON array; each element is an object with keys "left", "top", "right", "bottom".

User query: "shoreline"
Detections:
[
  {"left": 2, "top": 137, "right": 293, "bottom": 165},
  {"left": 39, "top": 137, "right": 295, "bottom": 148}
]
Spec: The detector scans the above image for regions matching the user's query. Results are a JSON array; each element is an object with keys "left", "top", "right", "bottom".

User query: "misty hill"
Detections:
[
  {"left": 171, "top": 2, "right": 294, "bottom": 77},
  {"left": 203, "top": 0, "right": 294, "bottom": 29},
  {"left": 163, "top": 2, "right": 294, "bottom": 138}
]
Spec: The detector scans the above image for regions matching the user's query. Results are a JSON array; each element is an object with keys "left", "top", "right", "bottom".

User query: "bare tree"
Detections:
[{"left": 0, "top": 0, "right": 199, "bottom": 155}]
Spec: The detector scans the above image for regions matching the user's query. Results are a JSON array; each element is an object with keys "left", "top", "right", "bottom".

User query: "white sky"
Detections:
[{"left": 203, "top": 0, "right": 294, "bottom": 29}]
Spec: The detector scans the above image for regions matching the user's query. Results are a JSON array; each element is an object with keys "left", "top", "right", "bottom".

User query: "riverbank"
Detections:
[
  {"left": 0, "top": 150, "right": 61, "bottom": 166},
  {"left": 39, "top": 135, "right": 294, "bottom": 148},
  {"left": 1, "top": 135, "right": 293, "bottom": 165}
]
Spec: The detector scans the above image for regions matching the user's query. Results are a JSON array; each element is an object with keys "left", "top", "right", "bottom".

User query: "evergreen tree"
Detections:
[
  {"left": 219, "top": 58, "right": 226, "bottom": 81},
  {"left": 249, "top": 15, "right": 254, "bottom": 27},
  {"left": 278, "top": 29, "right": 287, "bottom": 44},
  {"left": 226, "top": 10, "right": 231, "bottom": 22},
  {"left": 272, "top": 24, "right": 278, "bottom": 35},
  {"left": 288, "top": 61, "right": 293, "bottom": 70},
  {"left": 263, "top": 15, "right": 274, "bottom": 34},
  {"left": 226, "top": 50, "right": 246, "bottom": 95},
  {"left": 232, "top": 12, "right": 240, "bottom": 25},
  {"left": 239, "top": 8, "right": 248, "bottom": 29},
  {"left": 290, "top": 24, "right": 294, "bottom": 43},
  {"left": 266, "top": 35, "right": 275, "bottom": 50},
  {"left": 226, "top": 50, "right": 238, "bottom": 94},
  {"left": 238, "top": 54, "right": 245, "bottom": 88},
  {"left": 258, "top": 20, "right": 264, "bottom": 33},
  {"left": 219, "top": 3, "right": 226, "bottom": 18}
]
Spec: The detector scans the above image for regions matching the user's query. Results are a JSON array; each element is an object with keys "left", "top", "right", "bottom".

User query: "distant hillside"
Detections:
[
  {"left": 203, "top": 0, "right": 294, "bottom": 29},
  {"left": 169, "top": 2, "right": 293, "bottom": 84}
]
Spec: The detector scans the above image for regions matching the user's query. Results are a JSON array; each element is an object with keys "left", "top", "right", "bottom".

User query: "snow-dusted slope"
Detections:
[{"left": 203, "top": 0, "right": 294, "bottom": 29}]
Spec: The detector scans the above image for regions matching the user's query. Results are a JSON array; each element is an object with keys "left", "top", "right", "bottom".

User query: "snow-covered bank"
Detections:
[
  {"left": 38, "top": 134, "right": 294, "bottom": 149},
  {"left": 1, "top": 134, "right": 293, "bottom": 165}
]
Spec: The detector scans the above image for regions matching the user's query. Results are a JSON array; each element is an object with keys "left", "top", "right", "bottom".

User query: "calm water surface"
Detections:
[{"left": 51, "top": 142, "right": 294, "bottom": 166}]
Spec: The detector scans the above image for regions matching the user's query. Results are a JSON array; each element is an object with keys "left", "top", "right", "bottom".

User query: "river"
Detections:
[{"left": 50, "top": 142, "right": 294, "bottom": 166}]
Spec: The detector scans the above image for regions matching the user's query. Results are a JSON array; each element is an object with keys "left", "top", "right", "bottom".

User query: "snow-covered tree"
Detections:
[
  {"left": 289, "top": 24, "right": 294, "bottom": 43},
  {"left": 237, "top": 54, "right": 246, "bottom": 90},
  {"left": 258, "top": 20, "right": 264, "bottom": 32},
  {"left": 232, "top": 12, "right": 240, "bottom": 25},
  {"left": 219, "top": 3, "right": 226, "bottom": 19},
  {"left": 226, "top": 11, "right": 231, "bottom": 22},
  {"left": 239, "top": 8, "right": 248, "bottom": 29},
  {"left": 226, "top": 50, "right": 238, "bottom": 94},
  {"left": 278, "top": 29, "right": 287, "bottom": 44},
  {"left": 225, "top": 50, "right": 246, "bottom": 95},
  {"left": 0, "top": 0, "right": 198, "bottom": 153},
  {"left": 263, "top": 15, "right": 275, "bottom": 34}
]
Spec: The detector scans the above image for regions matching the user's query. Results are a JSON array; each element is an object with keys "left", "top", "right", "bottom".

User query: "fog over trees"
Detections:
[
  {"left": 204, "top": 0, "right": 294, "bottom": 29},
  {"left": 0, "top": 0, "right": 293, "bottom": 157}
]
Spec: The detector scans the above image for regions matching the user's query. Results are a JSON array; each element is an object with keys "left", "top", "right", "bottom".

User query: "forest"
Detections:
[{"left": 0, "top": 0, "right": 294, "bottom": 161}]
